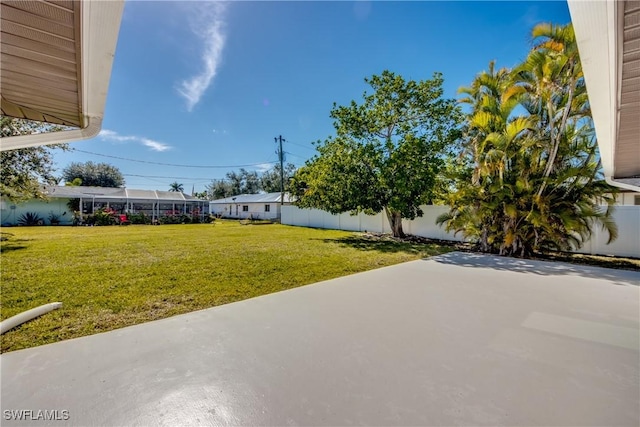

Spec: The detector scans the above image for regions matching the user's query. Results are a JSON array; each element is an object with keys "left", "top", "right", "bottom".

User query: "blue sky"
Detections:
[{"left": 53, "top": 0, "right": 571, "bottom": 192}]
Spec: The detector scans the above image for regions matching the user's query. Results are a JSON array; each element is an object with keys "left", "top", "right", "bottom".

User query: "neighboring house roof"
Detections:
[
  {"left": 0, "top": 0, "right": 125, "bottom": 151},
  {"left": 210, "top": 193, "right": 293, "bottom": 204},
  {"left": 568, "top": 0, "right": 640, "bottom": 192},
  {"left": 44, "top": 186, "right": 205, "bottom": 202},
  {"left": 47, "top": 186, "right": 125, "bottom": 198}
]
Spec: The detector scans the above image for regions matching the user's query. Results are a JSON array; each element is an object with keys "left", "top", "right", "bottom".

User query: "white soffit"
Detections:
[
  {"left": 568, "top": 0, "right": 640, "bottom": 191},
  {"left": 0, "top": 0, "right": 124, "bottom": 151},
  {"left": 618, "top": 1, "right": 640, "bottom": 180}
]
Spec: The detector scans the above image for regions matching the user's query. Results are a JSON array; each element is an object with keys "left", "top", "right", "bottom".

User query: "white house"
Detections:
[
  {"left": 615, "top": 187, "right": 640, "bottom": 206},
  {"left": 568, "top": 1, "right": 640, "bottom": 194},
  {"left": 210, "top": 193, "right": 292, "bottom": 220}
]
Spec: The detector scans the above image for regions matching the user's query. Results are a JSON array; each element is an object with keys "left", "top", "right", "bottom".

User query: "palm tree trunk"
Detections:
[{"left": 536, "top": 78, "right": 576, "bottom": 198}]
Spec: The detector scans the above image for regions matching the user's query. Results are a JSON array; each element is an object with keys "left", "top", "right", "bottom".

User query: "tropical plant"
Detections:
[
  {"left": 17, "top": 212, "right": 44, "bottom": 226},
  {"left": 437, "top": 23, "right": 617, "bottom": 257},
  {"left": 48, "top": 211, "right": 61, "bottom": 225},
  {"left": 169, "top": 182, "right": 184, "bottom": 192},
  {"left": 292, "top": 70, "right": 462, "bottom": 237}
]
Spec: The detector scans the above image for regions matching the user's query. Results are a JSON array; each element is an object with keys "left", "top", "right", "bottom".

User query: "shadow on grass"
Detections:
[
  {"left": 430, "top": 251, "right": 640, "bottom": 287},
  {"left": 317, "top": 235, "right": 452, "bottom": 257},
  {"left": 0, "top": 232, "right": 15, "bottom": 241},
  {"left": 0, "top": 233, "right": 30, "bottom": 253},
  {"left": 0, "top": 244, "right": 27, "bottom": 253}
]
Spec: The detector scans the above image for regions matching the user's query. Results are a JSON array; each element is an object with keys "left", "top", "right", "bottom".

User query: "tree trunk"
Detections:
[
  {"left": 480, "top": 227, "right": 490, "bottom": 253},
  {"left": 536, "top": 76, "right": 576, "bottom": 199},
  {"left": 384, "top": 207, "right": 405, "bottom": 238}
]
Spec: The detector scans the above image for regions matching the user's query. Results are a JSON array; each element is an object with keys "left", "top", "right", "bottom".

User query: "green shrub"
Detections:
[
  {"left": 83, "top": 214, "right": 95, "bottom": 225},
  {"left": 157, "top": 214, "right": 209, "bottom": 225},
  {"left": 48, "top": 211, "right": 61, "bottom": 225},
  {"left": 127, "top": 212, "right": 151, "bottom": 225},
  {"left": 92, "top": 208, "right": 117, "bottom": 226},
  {"left": 17, "top": 212, "right": 44, "bottom": 226},
  {"left": 66, "top": 198, "right": 80, "bottom": 212},
  {"left": 159, "top": 215, "right": 181, "bottom": 225},
  {"left": 72, "top": 211, "right": 82, "bottom": 226}
]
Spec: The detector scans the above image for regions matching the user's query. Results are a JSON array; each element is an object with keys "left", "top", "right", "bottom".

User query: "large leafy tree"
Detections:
[
  {"left": 235, "top": 169, "right": 260, "bottom": 194},
  {"left": 260, "top": 163, "right": 297, "bottom": 193},
  {"left": 437, "top": 23, "right": 617, "bottom": 256},
  {"left": 0, "top": 116, "right": 67, "bottom": 202},
  {"left": 205, "top": 179, "right": 233, "bottom": 200},
  {"left": 292, "top": 70, "right": 462, "bottom": 237},
  {"left": 205, "top": 168, "right": 261, "bottom": 199},
  {"left": 62, "top": 161, "right": 125, "bottom": 188}
]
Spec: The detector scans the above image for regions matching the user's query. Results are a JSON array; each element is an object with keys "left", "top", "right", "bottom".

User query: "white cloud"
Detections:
[
  {"left": 255, "top": 163, "right": 274, "bottom": 173},
  {"left": 177, "top": 2, "right": 227, "bottom": 112},
  {"left": 140, "top": 138, "right": 171, "bottom": 152},
  {"left": 99, "top": 129, "right": 172, "bottom": 152},
  {"left": 98, "top": 129, "right": 135, "bottom": 142}
]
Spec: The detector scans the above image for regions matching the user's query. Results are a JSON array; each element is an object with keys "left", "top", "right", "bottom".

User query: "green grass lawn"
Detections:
[{"left": 0, "top": 221, "right": 452, "bottom": 352}]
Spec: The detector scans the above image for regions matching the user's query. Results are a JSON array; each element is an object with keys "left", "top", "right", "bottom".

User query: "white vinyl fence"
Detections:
[
  {"left": 573, "top": 206, "right": 640, "bottom": 258},
  {"left": 282, "top": 205, "right": 640, "bottom": 258}
]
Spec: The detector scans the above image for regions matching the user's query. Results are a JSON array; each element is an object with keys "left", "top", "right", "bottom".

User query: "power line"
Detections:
[
  {"left": 284, "top": 151, "right": 307, "bottom": 160},
  {"left": 123, "top": 173, "right": 227, "bottom": 181},
  {"left": 286, "top": 140, "right": 317, "bottom": 151},
  {"left": 125, "top": 177, "right": 168, "bottom": 185},
  {"left": 72, "top": 148, "right": 278, "bottom": 169}
]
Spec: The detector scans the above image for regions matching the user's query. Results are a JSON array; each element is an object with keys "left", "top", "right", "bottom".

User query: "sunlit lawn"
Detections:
[{"left": 0, "top": 221, "right": 452, "bottom": 352}]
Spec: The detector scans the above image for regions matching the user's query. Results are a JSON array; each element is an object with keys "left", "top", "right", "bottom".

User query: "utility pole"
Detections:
[{"left": 275, "top": 135, "right": 285, "bottom": 209}]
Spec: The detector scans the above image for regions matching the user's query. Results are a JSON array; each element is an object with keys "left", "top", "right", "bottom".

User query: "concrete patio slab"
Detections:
[{"left": 1, "top": 252, "right": 639, "bottom": 426}]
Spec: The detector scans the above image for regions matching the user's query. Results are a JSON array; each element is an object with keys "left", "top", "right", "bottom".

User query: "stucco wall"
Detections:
[{"left": 1, "top": 198, "right": 73, "bottom": 226}]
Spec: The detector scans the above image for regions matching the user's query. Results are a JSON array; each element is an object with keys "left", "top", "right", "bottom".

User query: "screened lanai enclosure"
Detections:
[
  {"left": 0, "top": 186, "right": 210, "bottom": 226},
  {"left": 61, "top": 186, "right": 209, "bottom": 221}
]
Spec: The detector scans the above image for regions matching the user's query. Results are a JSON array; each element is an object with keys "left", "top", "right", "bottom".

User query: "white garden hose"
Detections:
[{"left": 0, "top": 302, "right": 62, "bottom": 334}]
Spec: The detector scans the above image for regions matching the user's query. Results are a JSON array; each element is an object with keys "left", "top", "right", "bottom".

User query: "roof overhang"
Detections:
[
  {"left": 568, "top": 0, "right": 640, "bottom": 192},
  {"left": 0, "top": 0, "right": 124, "bottom": 151}
]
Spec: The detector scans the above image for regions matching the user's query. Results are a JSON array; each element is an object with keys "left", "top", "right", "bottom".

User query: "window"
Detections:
[
  {"left": 265, "top": 204, "right": 271, "bottom": 212},
  {"left": 242, "top": 205, "right": 249, "bottom": 212},
  {"left": 635, "top": 195, "right": 640, "bottom": 206}
]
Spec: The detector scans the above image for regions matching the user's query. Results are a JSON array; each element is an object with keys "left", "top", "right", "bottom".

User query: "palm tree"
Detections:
[
  {"left": 441, "top": 61, "right": 538, "bottom": 255},
  {"left": 513, "top": 23, "right": 587, "bottom": 198},
  {"left": 438, "top": 23, "right": 617, "bottom": 257},
  {"left": 169, "top": 182, "right": 184, "bottom": 193}
]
